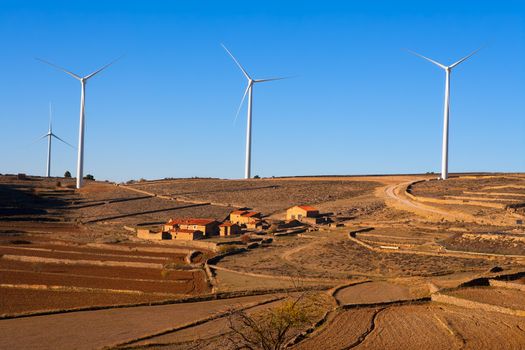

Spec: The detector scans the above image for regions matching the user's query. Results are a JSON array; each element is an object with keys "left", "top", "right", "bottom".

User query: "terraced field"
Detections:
[
  {"left": 445, "top": 286, "right": 525, "bottom": 310},
  {"left": 0, "top": 236, "right": 210, "bottom": 316}
]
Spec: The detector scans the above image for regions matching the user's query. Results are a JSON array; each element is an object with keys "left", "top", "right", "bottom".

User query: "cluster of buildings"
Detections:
[{"left": 137, "top": 204, "right": 331, "bottom": 241}]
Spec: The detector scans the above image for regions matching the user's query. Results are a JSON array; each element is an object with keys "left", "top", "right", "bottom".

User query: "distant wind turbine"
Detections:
[
  {"left": 37, "top": 57, "right": 120, "bottom": 188},
  {"left": 407, "top": 47, "right": 482, "bottom": 180},
  {"left": 38, "top": 103, "right": 74, "bottom": 177},
  {"left": 222, "top": 44, "right": 289, "bottom": 179}
]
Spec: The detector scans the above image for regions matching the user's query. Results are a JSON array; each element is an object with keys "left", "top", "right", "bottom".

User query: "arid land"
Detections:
[{"left": 0, "top": 173, "right": 524, "bottom": 349}]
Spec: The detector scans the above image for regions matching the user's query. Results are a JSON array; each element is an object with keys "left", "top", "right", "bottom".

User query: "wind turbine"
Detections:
[
  {"left": 37, "top": 103, "right": 74, "bottom": 177},
  {"left": 222, "top": 44, "right": 288, "bottom": 179},
  {"left": 407, "top": 47, "right": 482, "bottom": 180},
  {"left": 37, "top": 57, "right": 120, "bottom": 188}
]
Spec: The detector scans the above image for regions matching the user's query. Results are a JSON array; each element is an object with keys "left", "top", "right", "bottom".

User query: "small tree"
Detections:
[
  {"left": 240, "top": 233, "right": 251, "bottom": 244},
  {"left": 64, "top": 171, "right": 71, "bottom": 178},
  {"left": 253, "top": 175, "right": 261, "bottom": 179},
  {"left": 83, "top": 174, "right": 95, "bottom": 180},
  {"left": 227, "top": 291, "right": 326, "bottom": 350}
]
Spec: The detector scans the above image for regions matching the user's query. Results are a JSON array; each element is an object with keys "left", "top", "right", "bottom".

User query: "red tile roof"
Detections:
[
  {"left": 297, "top": 205, "right": 318, "bottom": 212},
  {"left": 220, "top": 221, "right": 238, "bottom": 227},
  {"left": 167, "top": 218, "right": 217, "bottom": 226},
  {"left": 170, "top": 228, "right": 202, "bottom": 234}
]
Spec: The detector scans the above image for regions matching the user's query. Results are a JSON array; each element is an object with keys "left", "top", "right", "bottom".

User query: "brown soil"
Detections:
[
  {"left": 220, "top": 232, "right": 492, "bottom": 279},
  {"left": 334, "top": 281, "right": 416, "bottom": 305},
  {"left": 0, "top": 269, "right": 203, "bottom": 295},
  {"left": 410, "top": 176, "right": 525, "bottom": 199},
  {"left": 128, "top": 178, "right": 379, "bottom": 215},
  {"left": 0, "top": 294, "right": 282, "bottom": 350},
  {"left": 294, "top": 308, "right": 378, "bottom": 349},
  {"left": 0, "top": 246, "right": 175, "bottom": 264},
  {"left": 0, "top": 259, "right": 187, "bottom": 281},
  {"left": 440, "top": 233, "right": 525, "bottom": 256},
  {"left": 353, "top": 303, "right": 525, "bottom": 349},
  {"left": 132, "top": 298, "right": 286, "bottom": 346},
  {"left": 446, "top": 287, "right": 525, "bottom": 310},
  {"left": 0, "top": 239, "right": 193, "bottom": 259},
  {"left": 0, "top": 287, "right": 171, "bottom": 316}
]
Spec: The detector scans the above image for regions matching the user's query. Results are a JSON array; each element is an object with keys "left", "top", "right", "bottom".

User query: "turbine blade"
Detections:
[
  {"left": 51, "top": 134, "right": 75, "bottom": 148},
  {"left": 406, "top": 49, "right": 447, "bottom": 69},
  {"left": 449, "top": 47, "right": 483, "bottom": 69},
  {"left": 35, "top": 58, "right": 82, "bottom": 80},
  {"left": 234, "top": 84, "right": 250, "bottom": 125},
  {"left": 221, "top": 43, "right": 251, "bottom": 80},
  {"left": 84, "top": 55, "right": 123, "bottom": 80},
  {"left": 48, "top": 102, "right": 53, "bottom": 132},
  {"left": 32, "top": 134, "right": 49, "bottom": 144},
  {"left": 254, "top": 76, "right": 293, "bottom": 83}
]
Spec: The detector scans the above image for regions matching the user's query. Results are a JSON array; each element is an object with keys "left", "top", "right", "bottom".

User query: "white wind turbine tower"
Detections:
[
  {"left": 222, "top": 44, "right": 288, "bottom": 179},
  {"left": 408, "top": 47, "right": 482, "bottom": 180},
  {"left": 37, "top": 57, "right": 120, "bottom": 188},
  {"left": 38, "top": 103, "right": 75, "bottom": 177}
]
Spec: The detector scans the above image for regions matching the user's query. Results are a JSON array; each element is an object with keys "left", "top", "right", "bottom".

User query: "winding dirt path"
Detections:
[{"left": 382, "top": 181, "right": 455, "bottom": 220}]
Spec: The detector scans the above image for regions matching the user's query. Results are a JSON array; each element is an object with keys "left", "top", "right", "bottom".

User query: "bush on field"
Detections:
[
  {"left": 217, "top": 244, "right": 241, "bottom": 254},
  {"left": 227, "top": 291, "right": 328, "bottom": 350},
  {"left": 240, "top": 234, "right": 251, "bottom": 244},
  {"left": 163, "top": 261, "right": 191, "bottom": 270}
]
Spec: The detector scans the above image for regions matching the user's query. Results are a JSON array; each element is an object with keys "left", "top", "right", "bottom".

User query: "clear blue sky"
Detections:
[{"left": 1, "top": 1, "right": 524, "bottom": 182}]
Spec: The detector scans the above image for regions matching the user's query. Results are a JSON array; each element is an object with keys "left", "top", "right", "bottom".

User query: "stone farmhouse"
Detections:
[
  {"left": 164, "top": 218, "right": 219, "bottom": 237},
  {"left": 229, "top": 210, "right": 263, "bottom": 229},
  {"left": 219, "top": 221, "right": 241, "bottom": 236},
  {"left": 286, "top": 205, "right": 331, "bottom": 225},
  {"left": 286, "top": 205, "right": 319, "bottom": 221}
]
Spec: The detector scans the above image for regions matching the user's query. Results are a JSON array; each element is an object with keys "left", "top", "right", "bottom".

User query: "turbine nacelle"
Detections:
[
  {"left": 222, "top": 44, "right": 289, "bottom": 126},
  {"left": 407, "top": 47, "right": 483, "bottom": 72},
  {"left": 36, "top": 56, "right": 122, "bottom": 83}
]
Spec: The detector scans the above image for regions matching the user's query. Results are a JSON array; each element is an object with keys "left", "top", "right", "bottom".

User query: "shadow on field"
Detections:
[
  {"left": 83, "top": 202, "right": 211, "bottom": 224},
  {"left": 0, "top": 183, "right": 70, "bottom": 222},
  {"left": 68, "top": 195, "right": 154, "bottom": 209}
]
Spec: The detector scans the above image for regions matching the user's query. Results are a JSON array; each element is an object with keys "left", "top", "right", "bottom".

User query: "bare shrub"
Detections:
[
  {"left": 163, "top": 261, "right": 191, "bottom": 270},
  {"left": 217, "top": 244, "right": 241, "bottom": 254},
  {"left": 31, "top": 263, "right": 44, "bottom": 273},
  {"left": 160, "top": 269, "right": 170, "bottom": 279},
  {"left": 240, "top": 234, "right": 251, "bottom": 244},
  {"left": 227, "top": 291, "right": 327, "bottom": 350},
  {"left": 268, "top": 224, "right": 279, "bottom": 234}
]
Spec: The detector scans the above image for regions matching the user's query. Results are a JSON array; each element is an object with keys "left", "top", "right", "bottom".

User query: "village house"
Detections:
[
  {"left": 219, "top": 221, "right": 241, "bottom": 236},
  {"left": 286, "top": 205, "right": 331, "bottom": 225},
  {"left": 229, "top": 210, "right": 265, "bottom": 230},
  {"left": 137, "top": 228, "right": 172, "bottom": 241},
  {"left": 286, "top": 205, "right": 319, "bottom": 221},
  {"left": 164, "top": 218, "right": 219, "bottom": 237},
  {"left": 170, "top": 228, "right": 204, "bottom": 240},
  {"left": 229, "top": 210, "right": 262, "bottom": 226}
]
